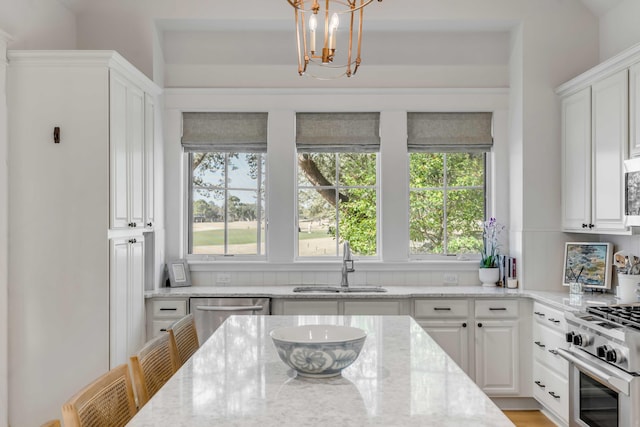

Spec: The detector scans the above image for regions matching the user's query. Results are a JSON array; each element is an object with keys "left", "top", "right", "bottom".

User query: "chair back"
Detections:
[
  {"left": 130, "top": 331, "right": 179, "bottom": 407},
  {"left": 40, "top": 420, "right": 61, "bottom": 427},
  {"left": 62, "top": 364, "right": 137, "bottom": 427},
  {"left": 168, "top": 313, "right": 200, "bottom": 366}
]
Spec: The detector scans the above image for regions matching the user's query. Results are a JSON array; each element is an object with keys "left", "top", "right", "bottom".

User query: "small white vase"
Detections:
[{"left": 479, "top": 267, "right": 500, "bottom": 287}]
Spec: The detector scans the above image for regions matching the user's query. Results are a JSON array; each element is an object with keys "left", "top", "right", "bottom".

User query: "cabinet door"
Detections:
[
  {"left": 128, "top": 85, "right": 145, "bottom": 228},
  {"left": 561, "top": 87, "right": 592, "bottom": 231},
  {"left": 630, "top": 62, "right": 640, "bottom": 158},
  {"left": 343, "top": 300, "right": 404, "bottom": 315},
  {"left": 144, "top": 93, "right": 155, "bottom": 228},
  {"left": 419, "top": 320, "right": 470, "bottom": 375},
  {"left": 110, "top": 72, "right": 129, "bottom": 229},
  {"left": 592, "top": 69, "right": 628, "bottom": 232},
  {"left": 475, "top": 319, "right": 519, "bottom": 395},
  {"left": 110, "top": 237, "right": 145, "bottom": 368}
]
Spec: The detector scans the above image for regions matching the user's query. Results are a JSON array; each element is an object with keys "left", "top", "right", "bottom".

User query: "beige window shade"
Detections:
[
  {"left": 407, "top": 112, "right": 493, "bottom": 152},
  {"left": 296, "top": 112, "right": 381, "bottom": 153},
  {"left": 181, "top": 112, "right": 268, "bottom": 152}
]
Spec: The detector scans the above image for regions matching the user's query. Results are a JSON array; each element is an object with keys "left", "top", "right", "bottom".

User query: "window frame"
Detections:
[
  {"left": 295, "top": 151, "right": 381, "bottom": 260},
  {"left": 408, "top": 151, "right": 492, "bottom": 261},
  {"left": 185, "top": 151, "right": 267, "bottom": 261}
]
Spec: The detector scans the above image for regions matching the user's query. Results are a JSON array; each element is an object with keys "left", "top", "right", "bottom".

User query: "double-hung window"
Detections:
[
  {"left": 407, "top": 112, "right": 493, "bottom": 257},
  {"left": 182, "top": 112, "right": 267, "bottom": 257},
  {"left": 296, "top": 113, "right": 380, "bottom": 258}
]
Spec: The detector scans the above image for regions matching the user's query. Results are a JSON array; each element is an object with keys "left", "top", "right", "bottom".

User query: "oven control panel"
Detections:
[{"left": 565, "top": 327, "right": 631, "bottom": 372}]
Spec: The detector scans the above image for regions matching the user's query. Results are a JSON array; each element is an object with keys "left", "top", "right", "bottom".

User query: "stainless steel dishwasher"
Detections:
[{"left": 189, "top": 297, "right": 270, "bottom": 343}]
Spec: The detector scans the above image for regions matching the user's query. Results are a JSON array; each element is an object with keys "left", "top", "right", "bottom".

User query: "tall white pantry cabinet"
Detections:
[{"left": 7, "top": 51, "right": 161, "bottom": 427}]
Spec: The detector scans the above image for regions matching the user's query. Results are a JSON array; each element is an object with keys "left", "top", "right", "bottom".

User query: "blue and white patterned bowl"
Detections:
[{"left": 270, "top": 325, "right": 367, "bottom": 378}]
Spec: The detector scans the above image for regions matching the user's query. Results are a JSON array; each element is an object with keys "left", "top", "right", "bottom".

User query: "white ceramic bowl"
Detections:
[{"left": 270, "top": 325, "right": 367, "bottom": 378}]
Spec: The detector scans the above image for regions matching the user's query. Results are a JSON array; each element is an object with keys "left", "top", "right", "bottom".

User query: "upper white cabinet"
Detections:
[
  {"left": 631, "top": 62, "right": 640, "bottom": 158},
  {"left": 110, "top": 70, "right": 154, "bottom": 231},
  {"left": 557, "top": 45, "right": 640, "bottom": 234}
]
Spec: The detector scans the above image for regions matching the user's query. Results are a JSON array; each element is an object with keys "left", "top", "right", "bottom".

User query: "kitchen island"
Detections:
[{"left": 127, "top": 315, "right": 514, "bottom": 426}]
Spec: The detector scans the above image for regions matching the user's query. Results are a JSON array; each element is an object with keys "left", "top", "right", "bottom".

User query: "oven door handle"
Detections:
[
  {"left": 195, "top": 305, "right": 264, "bottom": 312},
  {"left": 557, "top": 348, "right": 631, "bottom": 396}
]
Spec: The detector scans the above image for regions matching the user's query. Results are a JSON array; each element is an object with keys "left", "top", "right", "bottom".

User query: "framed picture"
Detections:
[
  {"left": 562, "top": 242, "right": 613, "bottom": 289},
  {"left": 168, "top": 259, "right": 191, "bottom": 288}
]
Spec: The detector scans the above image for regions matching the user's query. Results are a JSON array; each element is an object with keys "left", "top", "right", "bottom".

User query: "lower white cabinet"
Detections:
[
  {"left": 414, "top": 298, "right": 526, "bottom": 397},
  {"left": 414, "top": 299, "right": 471, "bottom": 375},
  {"left": 531, "top": 301, "right": 569, "bottom": 424},
  {"left": 110, "top": 236, "right": 146, "bottom": 368},
  {"left": 146, "top": 298, "right": 189, "bottom": 338},
  {"left": 271, "top": 299, "right": 408, "bottom": 315}
]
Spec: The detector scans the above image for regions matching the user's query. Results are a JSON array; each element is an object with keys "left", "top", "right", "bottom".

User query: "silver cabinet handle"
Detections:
[{"left": 196, "top": 305, "right": 264, "bottom": 312}]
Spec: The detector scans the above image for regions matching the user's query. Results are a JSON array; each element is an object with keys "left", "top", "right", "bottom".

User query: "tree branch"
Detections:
[{"left": 298, "top": 154, "right": 349, "bottom": 207}]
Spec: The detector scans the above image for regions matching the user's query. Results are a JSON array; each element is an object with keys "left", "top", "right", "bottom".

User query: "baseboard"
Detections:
[
  {"left": 539, "top": 407, "right": 568, "bottom": 427},
  {"left": 491, "top": 397, "right": 541, "bottom": 410}
]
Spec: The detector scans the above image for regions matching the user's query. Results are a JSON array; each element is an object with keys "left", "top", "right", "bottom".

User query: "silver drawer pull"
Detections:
[
  {"left": 196, "top": 305, "right": 264, "bottom": 312},
  {"left": 434, "top": 307, "right": 452, "bottom": 311},
  {"left": 489, "top": 307, "right": 507, "bottom": 311}
]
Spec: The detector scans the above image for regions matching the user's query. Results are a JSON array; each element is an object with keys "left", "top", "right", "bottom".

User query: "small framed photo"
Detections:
[
  {"left": 562, "top": 242, "right": 613, "bottom": 289},
  {"left": 167, "top": 259, "right": 191, "bottom": 288}
]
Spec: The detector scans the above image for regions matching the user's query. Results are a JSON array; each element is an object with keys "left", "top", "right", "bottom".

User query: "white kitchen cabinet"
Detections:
[
  {"left": 110, "top": 70, "right": 151, "bottom": 231},
  {"left": 271, "top": 298, "right": 409, "bottom": 315},
  {"left": 145, "top": 298, "right": 189, "bottom": 338},
  {"left": 474, "top": 299, "right": 520, "bottom": 395},
  {"left": 631, "top": 62, "right": 640, "bottom": 158},
  {"left": 531, "top": 301, "right": 569, "bottom": 424},
  {"left": 111, "top": 237, "right": 146, "bottom": 368},
  {"left": 560, "top": 69, "right": 629, "bottom": 233},
  {"left": 144, "top": 93, "right": 155, "bottom": 228},
  {"left": 343, "top": 300, "right": 405, "bottom": 315},
  {"left": 274, "top": 299, "right": 340, "bottom": 315},
  {"left": 414, "top": 299, "right": 471, "bottom": 375},
  {"left": 7, "top": 50, "right": 161, "bottom": 427}
]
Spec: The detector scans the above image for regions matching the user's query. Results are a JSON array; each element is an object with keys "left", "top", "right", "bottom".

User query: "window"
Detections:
[
  {"left": 296, "top": 113, "right": 380, "bottom": 257},
  {"left": 182, "top": 112, "right": 267, "bottom": 257},
  {"left": 407, "top": 112, "right": 492, "bottom": 256}
]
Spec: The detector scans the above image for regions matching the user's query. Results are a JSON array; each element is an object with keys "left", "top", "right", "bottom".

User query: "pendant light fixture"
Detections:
[{"left": 285, "top": 0, "right": 383, "bottom": 79}]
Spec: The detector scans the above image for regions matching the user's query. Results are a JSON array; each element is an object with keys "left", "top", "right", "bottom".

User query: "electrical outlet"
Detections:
[
  {"left": 216, "top": 273, "right": 231, "bottom": 284},
  {"left": 443, "top": 273, "right": 458, "bottom": 284}
]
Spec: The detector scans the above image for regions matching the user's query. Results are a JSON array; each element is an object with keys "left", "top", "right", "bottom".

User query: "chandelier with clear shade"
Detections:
[{"left": 285, "top": 0, "right": 383, "bottom": 79}]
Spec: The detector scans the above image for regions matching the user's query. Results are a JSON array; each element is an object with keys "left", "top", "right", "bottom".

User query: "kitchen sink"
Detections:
[{"left": 293, "top": 286, "right": 387, "bottom": 293}]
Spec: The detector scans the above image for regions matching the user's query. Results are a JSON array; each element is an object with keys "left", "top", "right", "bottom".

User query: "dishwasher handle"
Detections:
[{"left": 195, "top": 305, "right": 265, "bottom": 313}]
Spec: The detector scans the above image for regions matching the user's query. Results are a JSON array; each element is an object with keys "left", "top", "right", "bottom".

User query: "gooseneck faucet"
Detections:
[{"left": 341, "top": 241, "right": 355, "bottom": 288}]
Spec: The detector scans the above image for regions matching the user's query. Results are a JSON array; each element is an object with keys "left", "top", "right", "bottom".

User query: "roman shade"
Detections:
[
  {"left": 181, "top": 112, "right": 268, "bottom": 152},
  {"left": 296, "top": 112, "right": 381, "bottom": 153},
  {"left": 407, "top": 112, "right": 493, "bottom": 152}
]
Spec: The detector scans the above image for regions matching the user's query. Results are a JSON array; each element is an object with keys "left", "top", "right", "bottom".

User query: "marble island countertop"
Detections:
[
  {"left": 126, "top": 315, "right": 515, "bottom": 427},
  {"left": 146, "top": 285, "right": 620, "bottom": 313}
]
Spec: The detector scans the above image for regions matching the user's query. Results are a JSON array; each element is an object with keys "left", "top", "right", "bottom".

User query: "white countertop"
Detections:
[
  {"left": 146, "top": 285, "right": 620, "bottom": 313},
  {"left": 126, "top": 315, "right": 515, "bottom": 427}
]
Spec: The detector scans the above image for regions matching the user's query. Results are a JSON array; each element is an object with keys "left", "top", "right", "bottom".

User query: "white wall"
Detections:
[{"left": 599, "top": 0, "right": 640, "bottom": 61}]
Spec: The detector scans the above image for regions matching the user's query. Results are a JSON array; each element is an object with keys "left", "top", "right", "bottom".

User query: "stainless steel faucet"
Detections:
[{"left": 341, "top": 241, "right": 355, "bottom": 288}]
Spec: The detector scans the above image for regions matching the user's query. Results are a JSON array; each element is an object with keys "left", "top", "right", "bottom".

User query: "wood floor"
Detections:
[{"left": 503, "top": 410, "right": 557, "bottom": 427}]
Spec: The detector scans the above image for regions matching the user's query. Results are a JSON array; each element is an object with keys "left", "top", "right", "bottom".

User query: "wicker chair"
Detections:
[
  {"left": 129, "top": 331, "right": 179, "bottom": 407},
  {"left": 61, "top": 364, "right": 137, "bottom": 427},
  {"left": 167, "top": 313, "right": 200, "bottom": 367},
  {"left": 40, "top": 420, "right": 61, "bottom": 427}
]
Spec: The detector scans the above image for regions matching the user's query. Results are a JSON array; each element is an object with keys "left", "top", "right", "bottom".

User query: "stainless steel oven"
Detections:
[
  {"left": 562, "top": 307, "right": 640, "bottom": 427},
  {"left": 558, "top": 348, "right": 640, "bottom": 427}
]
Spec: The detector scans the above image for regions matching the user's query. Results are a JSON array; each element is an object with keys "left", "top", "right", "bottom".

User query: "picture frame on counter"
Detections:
[
  {"left": 562, "top": 242, "right": 612, "bottom": 290},
  {"left": 168, "top": 259, "right": 192, "bottom": 287}
]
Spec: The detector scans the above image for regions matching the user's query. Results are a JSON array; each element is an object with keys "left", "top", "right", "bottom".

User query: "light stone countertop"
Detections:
[
  {"left": 146, "top": 285, "right": 620, "bottom": 313},
  {"left": 126, "top": 315, "right": 515, "bottom": 427}
]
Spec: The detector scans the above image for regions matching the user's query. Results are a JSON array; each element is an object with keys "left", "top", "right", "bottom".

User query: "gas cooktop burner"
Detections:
[{"left": 587, "top": 303, "right": 640, "bottom": 331}]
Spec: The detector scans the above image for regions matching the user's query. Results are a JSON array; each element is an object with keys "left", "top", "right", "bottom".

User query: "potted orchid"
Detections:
[{"left": 479, "top": 217, "right": 505, "bottom": 286}]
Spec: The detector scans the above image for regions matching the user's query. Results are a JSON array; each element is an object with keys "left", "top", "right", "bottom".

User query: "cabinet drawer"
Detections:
[
  {"left": 414, "top": 299, "right": 469, "bottom": 318},
  {"left": 475, "top": 299, "right": 519, "bottom": 318},
  {"left": 152, "top": 299, "right": 187, "bottom": 318},
  {"left": 151, "top": 320, "right": 175, "bottom": 337},
  {"left": 281, "top": 300, "right": 339, "bottom": 315},
  {"left": 344, "top": 300, "right": 403, "bottom": 315},
  {"left": 533, "top": 322, "right": 569, "bottom": 374},
  {"left": 533, "top": 360, "right": 569, "bottom": 423},
  {"left": 532, "top": 302, "right": 567, "bottom": 332}
]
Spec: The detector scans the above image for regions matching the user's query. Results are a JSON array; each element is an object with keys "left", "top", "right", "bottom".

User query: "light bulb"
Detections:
[
  {"left": 330, "top": 13, "right": 339, "bottom": 50},
  {"left": 309, "top": 14, "right": 317, "bottom": 53},
  {"left": 330, "top": 13, "right": 339, "bottom": 31},
  {"left": 309, "top": 14, "right": 317, "bottom": 31}
]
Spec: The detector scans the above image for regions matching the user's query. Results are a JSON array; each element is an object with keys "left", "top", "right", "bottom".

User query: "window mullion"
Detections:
[
  {"left": 442, "top": 153, "right": 448, "bottom": 255},
  {"left": 223, "top": 153, "right": 229, "bottom": 255}
]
